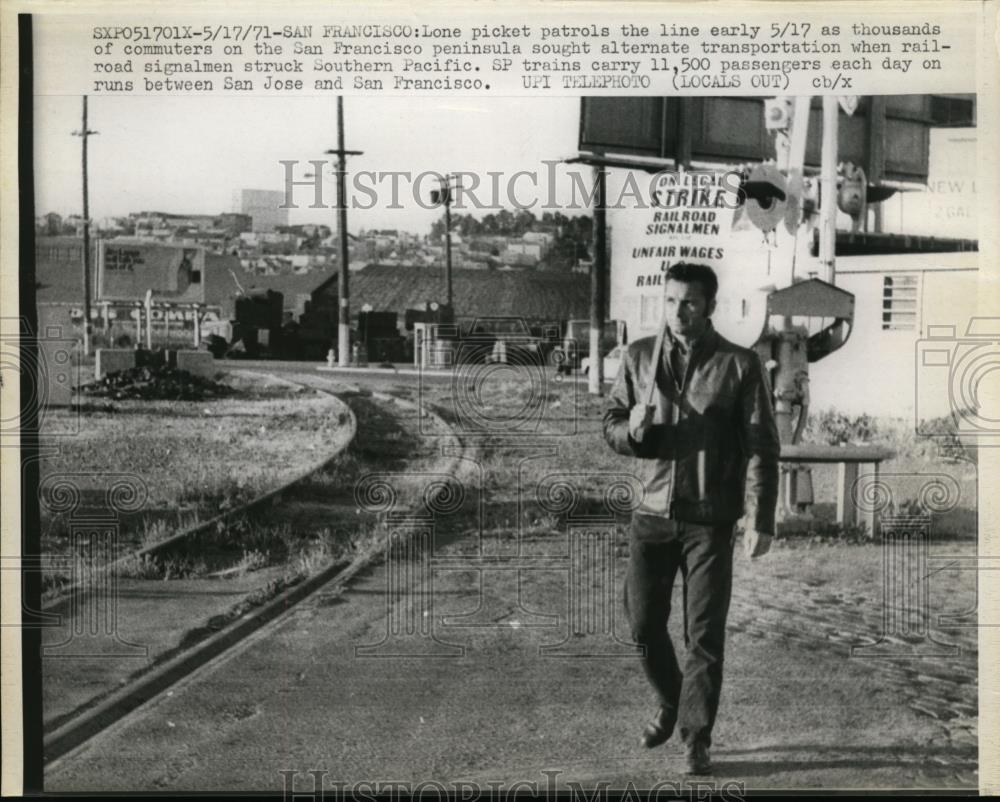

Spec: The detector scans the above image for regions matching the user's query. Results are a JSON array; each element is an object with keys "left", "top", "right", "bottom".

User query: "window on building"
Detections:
[{"left": 882, "top": 274, "right": 920, "bottom": 331}]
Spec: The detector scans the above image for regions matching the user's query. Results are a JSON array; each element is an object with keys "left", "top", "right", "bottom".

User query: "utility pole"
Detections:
[
  {"left": 819, "top": 95, "right": 839, "bottom": 284},
  {"left": 564, "top": 154, "right": 611, "bottom": 396},
  {"left": 73, "top": 96, "right": 98, "bottom": 355},
  {"left": 590, "top": 165, "right": 607, "bottom": 396},
  {"left": 433, "top": 175, "right": 458, "bottom": 309},
  {"left": 866, "top": 96, "right": 887, "bottom": 234},
  {"left": 325, "top": 96, "right": 363, "bottom": 367}
]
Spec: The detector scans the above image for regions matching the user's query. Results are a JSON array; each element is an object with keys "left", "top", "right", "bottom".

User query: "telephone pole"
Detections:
[
  {"left": 564, "top": 154, "right": 611, "bottom": 397},
  {"left": 324, "top": 96, "right": 363, "bottom": 367},
  {"left": 73, "top": 96, "right": 98, "bottom": 355},
  {"left": 433, "top": 175, "right": 459, "bottom": 309},
  {"left": 819, "top": 95, "right": 839, "bottom": 284},
  {"left": 590, "top": 165, "right": 607, "bottom": 396}
]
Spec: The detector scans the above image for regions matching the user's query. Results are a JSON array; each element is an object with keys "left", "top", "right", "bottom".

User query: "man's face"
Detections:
[{"left": 664, "top": 279, "right": 715, "bottom": 340}]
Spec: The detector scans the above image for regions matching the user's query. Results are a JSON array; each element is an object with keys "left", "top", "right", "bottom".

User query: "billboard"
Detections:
[
  {"left": 608, "top": 167, "right": 815, "bottom": 348},
  {"left": 581, "top": 96, "right": 936, "bottom": 183},
  {"left": 97, "top": 240, "right": 207, "bottom": 303}
]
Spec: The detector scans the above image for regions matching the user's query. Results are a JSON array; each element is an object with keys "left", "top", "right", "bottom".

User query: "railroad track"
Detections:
[
  {"left": 40, "top": 371, "right": 355, "bottom": 612},
  {"left": 43, "top": 371, "right": 474, "bottom": 767}
]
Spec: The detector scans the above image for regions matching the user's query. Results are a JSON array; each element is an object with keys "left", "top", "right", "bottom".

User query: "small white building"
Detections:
[
  {"left": 522, "top": 231, "right": 554, "bottom": 249},
  {"left": 809, "top": 249, "right": 980, "bottom": 422},
  {"left": 808, "top": 126, "right": 982, "bottom": 422}
]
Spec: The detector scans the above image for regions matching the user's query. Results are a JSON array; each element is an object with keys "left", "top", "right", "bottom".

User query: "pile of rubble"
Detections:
[{"left": 81, "top": 365, "right": 237, "bottom": 402}]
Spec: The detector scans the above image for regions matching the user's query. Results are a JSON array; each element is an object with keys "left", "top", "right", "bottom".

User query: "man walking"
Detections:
[{"left": 603, "top": 262, "right": 780, "bottom": 774}]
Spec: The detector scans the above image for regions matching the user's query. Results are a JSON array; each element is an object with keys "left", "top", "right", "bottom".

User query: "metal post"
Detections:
[
  {"left": 81, "top": 96, "right": 93, "bottom": 356},
  {"left": 836, "top": 461, "right": 860, "bottom": 527},
  {"left": 819, "top": 96, "right": 839, "bottom": 284},
  {"left": 336, "top": 96, "right": 351, "bottom": 367},
  {"left": 781, "top": 95, "right": 813, "bottom": 285},
  {"left": 788, "top": 96, "right": 812, "bottom": 172},
  {"left": 867, "top": 96, "right": 887, "bottom": 234},
  {"left": 589, "top": 166, "right": 607, "bottom": 396},
  {"left": 144, "top": 290, "right": 153, "bottom": 350}
]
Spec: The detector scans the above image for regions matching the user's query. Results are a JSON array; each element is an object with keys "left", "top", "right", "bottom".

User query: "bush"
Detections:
[
  {"left": 915, "top": 410, "right": 976, "bottom": 464},
  {"left": 803, "top": 410, "right": 879, "bottom": 445},
  {"left": 804, "top": 408, "right": 976, "bottom": 466}
]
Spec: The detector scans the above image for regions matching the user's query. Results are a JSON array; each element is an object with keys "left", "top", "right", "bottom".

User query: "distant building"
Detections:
[
  {"left": 35, "top": 234, "right": 85, "bottom": 266},
  {"left": 36, "top": 212, "right": 64, "bottom": 236},
  {"left": 33, "top": 238, "right": 264, "bottom": 342},
  {"left": 64, "top": 215, "right": 85, "bottom": 236},
  {"left": 96, "top": 217, "right": 131, "bottom": 235},
  {"left": 238, "top": 189, "right": 289, "bottom": 233},
  {"left": 468, "top": 236, "right": 507, "bottom": 254},
  {"left": 503, "top": 240, "right": 542, "bottom": 266},
  {"left": 133, "top": 211, "right": 217, "bottom": 233},
  {"left": 217, "top": 212, "right": 253, "bottom": 235},
  {"left": 522, "top": 231, "right": 554, "bottom": 248}
]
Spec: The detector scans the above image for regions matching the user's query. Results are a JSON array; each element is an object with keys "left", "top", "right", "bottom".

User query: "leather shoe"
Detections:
[
  {"left": 684, "top": 741, "right": 712, "bottom": 775},
  {"left": 639, "top": 707, "right": 676, "bottom": 748}
]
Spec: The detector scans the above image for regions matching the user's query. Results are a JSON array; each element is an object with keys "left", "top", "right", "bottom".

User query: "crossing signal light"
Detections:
[{"left": 837, "top": 162, "right": 900, "bottom": 231}]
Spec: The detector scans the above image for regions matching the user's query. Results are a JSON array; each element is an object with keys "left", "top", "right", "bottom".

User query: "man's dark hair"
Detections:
[{"left": 666, "top": 262, "right": 719, "bottom": 303}]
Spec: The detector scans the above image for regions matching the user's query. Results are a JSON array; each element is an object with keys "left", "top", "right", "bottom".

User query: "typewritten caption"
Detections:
[{"left": 72, "top": 17, "right": 972, "bottom": 95}]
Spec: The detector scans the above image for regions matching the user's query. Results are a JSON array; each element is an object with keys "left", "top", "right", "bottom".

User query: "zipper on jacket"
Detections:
[
  {"left": 666, "top": 350, "right": 679, "bottom": 516},
  {"left": 667, "top": 336, "right": 702, "bottom": 512}
]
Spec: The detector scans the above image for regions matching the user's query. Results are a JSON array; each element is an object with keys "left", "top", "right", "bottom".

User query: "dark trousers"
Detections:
[{"left": 624, "top": 514, "right": 735, "bottom": 748}]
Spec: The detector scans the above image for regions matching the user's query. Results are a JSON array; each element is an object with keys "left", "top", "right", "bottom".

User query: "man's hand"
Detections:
[
  {"left": 629, "top": 404, "right": 655, "bottom": 443},
  {"left": 744, "top": 529, "right": 772, "bottom": 560}
]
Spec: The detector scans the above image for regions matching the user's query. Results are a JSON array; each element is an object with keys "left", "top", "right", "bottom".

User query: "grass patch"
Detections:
[
  {"left": 38, "top": 394, "right": 350, "bottom": 558},
  {"left": 418, "top": 378, "right": 978, "bottom": 542}
]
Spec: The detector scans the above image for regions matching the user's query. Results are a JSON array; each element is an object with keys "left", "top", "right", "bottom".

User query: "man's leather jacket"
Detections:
[{"left": 603, "top": 322, "right": 780, "bottom": 535}]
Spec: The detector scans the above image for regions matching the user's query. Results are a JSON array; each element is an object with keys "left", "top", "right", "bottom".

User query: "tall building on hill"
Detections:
[{"left": 236, "top": 189, "right": 288, "bottom": 233}]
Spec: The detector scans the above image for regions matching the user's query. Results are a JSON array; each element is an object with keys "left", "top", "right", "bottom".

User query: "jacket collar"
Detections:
[{"left": 664, "top": 319, "right": 719, "bottom": 356}]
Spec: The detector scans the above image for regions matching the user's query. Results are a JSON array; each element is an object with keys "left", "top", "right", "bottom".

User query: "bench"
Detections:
[{"left": 779, "top": 443, "right": 895, "bottom": 534}]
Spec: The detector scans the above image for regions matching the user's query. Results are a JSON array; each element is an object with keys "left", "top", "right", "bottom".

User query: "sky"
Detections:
[
  {"left": 34, "top": 94, "right": 590, "bottom": 234},
  {"left": 33, "top": 88, "right": 980, "bottom": 242}
]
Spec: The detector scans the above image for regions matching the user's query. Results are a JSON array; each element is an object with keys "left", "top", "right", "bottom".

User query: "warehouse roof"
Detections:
[
  {"left": 32, "top": 249, "right": 604, "bottom": 322},
  {"left": 313, "top": 263, "right": 591, "bottom": 321}
]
